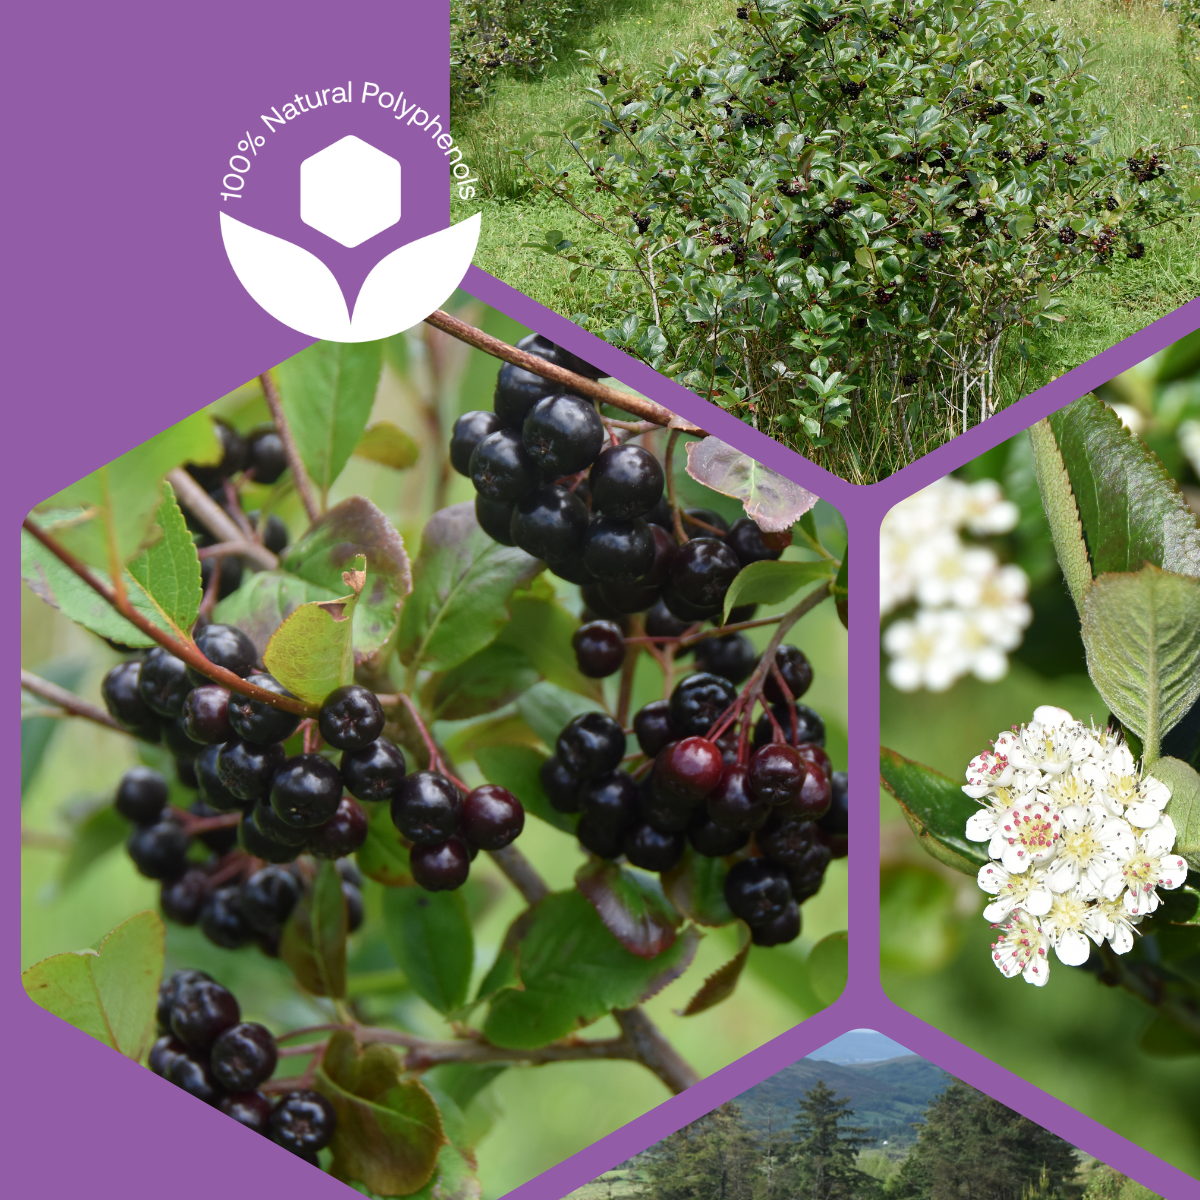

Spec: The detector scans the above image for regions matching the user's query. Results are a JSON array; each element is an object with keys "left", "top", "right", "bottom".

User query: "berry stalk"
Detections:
[
  {"left": 21, "top": 670, "right": 126, "bottom": 733},
  {"left": 259, "top": 370, "right": 321, "bottom": 525}
]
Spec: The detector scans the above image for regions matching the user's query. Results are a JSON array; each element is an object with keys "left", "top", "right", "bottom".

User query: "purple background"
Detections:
[{"left": 7, "top": 2, "right": 1200, "bottom": 1197}]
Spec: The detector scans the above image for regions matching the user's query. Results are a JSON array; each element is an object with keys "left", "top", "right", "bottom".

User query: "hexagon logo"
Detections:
[{"left": 299, "top": 134, "right": 401, "bottom": 247}]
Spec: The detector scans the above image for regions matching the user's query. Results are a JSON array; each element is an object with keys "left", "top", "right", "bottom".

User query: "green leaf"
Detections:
[
  {"left": 880, "top": 864, "right": 962, "bottom": 973},
  {"left": 430, "top": 643, "right": 538, "bottom": 720},
  {"left": 722, "top": 559, "right": 835, "bottom": 623},
  {"left": 516, "top": 682, "right": 600, "bottom": 750},
  {"left": 398, "top": 503, "right": 542, "bottom": 673},
  {"left": 483, "top": 891, "right": 699, "bottom": 1049},
  {"left": 575, "top": 860, "right": 680, "bottom": 959},
  {"left": 283, "top": 497, "right": 412, "bottom": 659},
  {"left": 60, "top": 804, "right": 127, "bottom": 888},
  {"left": 355, "top": 421, "right": 421, "bottom": 470},
  {"left": 1156, "top": 328, "right": 1200, "bottom": 384},
  {"left": 382, "top": 888, "right": 474, "bottom": 1014},
  {"left": 406, "top": 1144, "right": 481, "bottom": 1200},
  {"left": 275, "top": 342, "right": 384, "bottom": 495},
  {"left": 22, "top": 910, "right": 164, "bottom": 1060},
  {"left": 1139, "top": 1013, "right": 1200, "bottom": 1057},
  {"left": 474, "top": 744, "right": 577, "bottom": 834},
  {"left": 832, "top": 547, "right": 848, "bottom": 629},
  {"left": 661, "top": 849, "right": 734, "bottom": 926},
  {"left": 212, "top": 570, "right": 338, "bottom": 658},
  {"left": 263, "top": 557, "right": 364, "bottom": 705},
  {"left": 1048, "top": 394, "right": 1200, "bottom": 579},
  {"left": 37, "top": 413, "right": 220, "bottom": 571},
  {"left": 357, "top": 801, "right": 413, "bottom": 887},
  {"left": 1028, "top": 418, "right": 1093, "bottom": 611},
  {"left": 281, "top": 860, "right": 348, "bottom": 997},
  {"left": 880, "top": 747, "right": 987, "bottom": 874},
  {"left": 807, "top": 931, "right": 848, "bottom": 1006},
  {"left": 124, "top": 481, "right": 203, "bottom": 636},
  {"left": 679, "top": 926, "right": 751, "bottom": 1015},
  {"left": 1079, "top": 567, "right": 1200, "bottom": 757},
  {"left": 21, "top": 657, "right": 86, "bottom": 797},
  {"left": 316, "top": 1031, "right": 446, "bottom": 1196},
  {"left": 496, "top": 594, "right": 605, "bottom": 701},
  {"left": 684, "top": 436, "right": 818, "bottom": 533},
  {"left": 1156, "top": 755, "right": 1200, "bottom": 870}
]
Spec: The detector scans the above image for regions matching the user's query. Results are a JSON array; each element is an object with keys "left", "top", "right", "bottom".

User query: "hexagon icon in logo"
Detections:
[{"left": 300, "top": 135, "right": 401, "bottom": 248}]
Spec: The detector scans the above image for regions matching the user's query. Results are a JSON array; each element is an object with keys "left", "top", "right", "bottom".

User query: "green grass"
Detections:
[{"left": 451, "top": 0, "right": 1200, "bottom": 480}]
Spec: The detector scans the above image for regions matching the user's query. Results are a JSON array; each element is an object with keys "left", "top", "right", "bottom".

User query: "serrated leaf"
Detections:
[
  {"left": 212, "top": 570, "right": 338, "bottom": 657},
  {"left": 475, "top": 744, "right": 577, "bottom": 834},
  {"left": 398, "top": 503, "right": 542, "bottom": 673},
  {"left": 406, "top": 1144, "right": 481, "bottom": 1200},
  {"left": 275, "top": 341, "right": 384, "bottom": 495},
  {"left": 1048, "top": 394, "right": 1200, "bottom": 579},
  {"left": 124, "top": 481, "right": 203, "bottom": 636},
  {"left": 317, "top": 1031, "right": 446, "bottom": 1196},
  {"left": 22, "top": 910, "right": 164, "bottom": 1060},
  {"left": 60, "top": 804, "right": 127, "bottom": 888},
  {"left": 807, "top": 931, "right": 848, "bottom": 1006},
  {"left": 496, "top": 595, "right": 605, "bottom": 701},
  {"left": 680, "top": 926, "right": 751, "bottom": 1015},
  {"left": 36, "top": 413, "right": 220, "bottom": 571},
  {"left": 283, "top": 496, "right": 411, "bottom": 658},
  {"left": 684, "top": 437, "right": 817, "bottom": 533},
  {"left": 281, "top": 860, "right": 348, "bottom": 997},
  {"left": 516, "top": 682, "right": 601, "bottom": 750},
  {"left": 263, "top": 556, "right": 364, "bottom": 705},
  {"left": 722, "top": 559, "right": 835, "bottom": 623},
  {"left": 355, "top": 421, "right": 420, "bottom": 470},
  {"left": 382, "top": 888, "right": 474, "bottom": 1015},
  {"left": 1157, "top": 755, "right": 1200, "bottom": 871},
  {"left": 1079, "top": 567, "right": 1200, "bottom": 753},
  {"left": 483, "top": 890, "right": 698, "bottom": 1049},
  {"left": 880, "top": 747, "right": 987, "bottom": 874},
  {"left": 575, "top": 860, "right": 680, "bottom": 958},
  {"left": 431, "top": 643, "right": 538, "bottom": 721},
  {"left": 357, "top": 801, "right": 413, "bottom": 887},
  {"left": 661, "top": 849, "right": 734, "bottom": 926}
]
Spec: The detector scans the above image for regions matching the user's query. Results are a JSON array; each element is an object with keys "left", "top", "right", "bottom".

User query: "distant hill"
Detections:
[
  {"left": 734, "top": 1055, "right": 953, "bottom": 1150},
  {"left": 808, "top": 1030, "right": 915, "bottom": 1064}
]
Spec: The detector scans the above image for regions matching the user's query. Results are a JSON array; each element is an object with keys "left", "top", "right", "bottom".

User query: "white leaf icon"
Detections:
[{"left": 219, "top": 211, "right": 481, "bottom": 342}]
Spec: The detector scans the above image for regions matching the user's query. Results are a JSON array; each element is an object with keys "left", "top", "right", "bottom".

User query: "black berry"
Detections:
[
  {"left": 556, "top": 712, "right": 626, "bottom": 780},
  {"left": 270, "top": 754, "right": 344, "bottom": 829},
  {"left": 493, "top": 362, "right": 566, "bottom": 429},
  {"left": 200, "top": 885, "right": 254, "bottom": 949},
  {"left": 670, "top": 672, "right": 737, "bottom": 738},
  {"left": 707, "top": 764, "right": 771, "bottom": 830},
  {"left": 189, "top": 799, "right": 238, "bottom": 855},
  {"left": 681, "top": 509, "right": 730, "bottom": 540},
  {"left": 391, "top": 771, "right": 462, "bottom": 844},
  {"left": 269, "top": 1090, "right": 338, "bottom": 1154},
  {"left": 247, "top": 428, "right": 287, "bottom": 484},
  {"left": 189, "top": 624, "right": 258, "bottom": 685},
  {"left": 165, "top": 1048, "right": 223, "bottom": 1104},
  {"left": 753, "top": 703, "right": 825, "bottom": 748},
  {"left": 786, "top": 840, "right": 833, "bottom": 902},
  {"left": 115, "top": 766, "right": 168, "bottom": 824},
  {"left": 211, "top": 1022, "right": 277, "bottom": 1091},
  {"left": 523, "top": 394, "right": 604, "bottom": 477},
  {"left": 693, "top": 634, "right": 757, "bottom": 684},
  {"left": 238, "top": 807, "right": 302, "bottom": 863},
  {"left": 511, "top": 484, "right": 588, "bottom": 561},
  {"left": 318, "top": 685, "right": 384, "bottom": 750},
  {"left": 516, "top": 332, "right": 603, "bottom": 380},
  {"left": 220, "top": 1091, "right": 274, "bottom": 1134},
  {"left": 471, "top": 429, "right": 540, "bottom": 503},
  {"left": 476, "top": 495, "right": 518, "bottom": 546},
  {"left": 341, "top": 737, "right": 407, "bottom": 803},
  {"left": 724, "top": 858, "right": 792, "bottom": 927},
  {"left": 578, "top": 770, "right": 639, "bottom": 831},
  {"left": 669, "top": 538, "right": 741, "bottom": 610},
  {"left": 819, "top": 771, "right": 849, "bottom": 858},
  {"left": 228, "top": 674, "right": 302, "bottom": 744},
  {"left": 410, "top": 838, "right": 471, "bottom": 891},
  {"left": 344, "top": 881, "right": 365, "bottom": 932},
  {"left": 188, "top": 418, "right": 247, "bottom": 488},
  {"left": 156, "top": 969, "right": 211, "bottom": 1034},
  {"left": 240, "top": 865, "right": 302, "bottom": 933},
  {"left": 201, "top": 555, "right": 244, "bottom": 601},
  {"left": 588, "top": 445, "right": 665, "bottom": 520},
  {"left": 547, "top": 550, "right": 595, "bottom": 585},
  {"left": 182, "top": 686, "right": 233, "bottom": 745},
  {"left": 645, "top": 600, "right": 693, "bottom": 641},
  {"left": 577, "top": 813, "right": 625, "bottom": 859},
  {"left": 127, "top": 819, "right": 190, "bottom": 880},
  {"left": 101, "top": 660, "right": 157, "bottom": 731},
  {"left": 752, "top": 901, "right": 801, "bottom": 946},
  {"left": 162, "top": 715, "right": 200, "bottom": 757},
  {"left": 217, "top": 738, "right": 287, "bottom": 802},
  {"left": 661, "top": 583, "right": 720, "bottom": 623},
  {"left": 688, "top": 811, "right": 750, "bottom": 857},
  {"left": 170, "top": 976, "right": 240, "bottom": 1050},
  {"left": 251, "top": 798, "right": 309, "bottom": 846},
  {"left": 138, "top": 648, "right": 193, "bottom": 718},
  {"left": 763, "top": 645, "right": 814, "bottom": 703},
  {"left": 149, "top": 1034, "right": 186, "bottom": 1078},
  {"left": 623, "top": 822, "right": 685, "bottom": 871},
  {"left": 307, "top": 794, "right": 369, "bottom": 858},
  {"left": 451, "top": 410, "right": 504, "bottom": 476},
  {"left": 197, "top": 742, "right": 248, "bottom": 811},
  {"left": 583, "top": 517, "right": 656, "bottom": 582},
  {"left": 540, "top": 756, "right": 581, "bottom": 813},
  {"left": 160, "top": 869, "right": 210, "bottom": 925},
  {"left": 573, "top": 620, "right": 626, "bottom": 677},
  {"left": 634, "top": 700, "right": 675, "bottom": 757}
]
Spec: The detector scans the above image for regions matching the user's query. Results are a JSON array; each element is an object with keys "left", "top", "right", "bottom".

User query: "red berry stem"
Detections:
[
  {"left": 394, "top": 693, "right": 470, "bottom": 792},
  {"left": 624, "top": 614, "right": 784, "bottom": 646}
]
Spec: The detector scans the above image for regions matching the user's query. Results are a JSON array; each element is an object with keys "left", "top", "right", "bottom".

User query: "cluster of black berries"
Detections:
[
  {"left": 920, "top": 231, "right": 946, "bottom": 251},
  {"left": 1127, "top": 153, "right": 1162, "bottom": 184},
  {"left": 1057, "top": 226, "right": 1078, "bottom": 246},
  {"left": 1024, "top": 142, "right": 1049, "bottom": 166},
  {"left": 540, "top": 646, "right": 847, "bottom": 946},
  {"left": 829, "top": 197, "right": 854, "bottom": 218},
  {"left": 151, "top": 969, "right": 335, "bottom": 1163}
]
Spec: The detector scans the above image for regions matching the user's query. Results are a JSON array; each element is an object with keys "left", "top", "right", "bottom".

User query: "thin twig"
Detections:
[
  {"left": 21, "top": 671, "right": 126, "bottom": 733},
  {"left": 488, "top": 844, "right": 550, "bottom": 905},
  {"left": 197, "top": 539, "right": 274, "bottom": 562},
  {"left": 21, "top": 828, "right": 73, "bottom": 852},
  {"left": 260, "top": 372, "right": 321, "bottom": 524},
  {"left": 625, "top": 614, "right": 783, "bottom": 646},
  {"left": 166, "top": 469, "right": 277, "bottom": 570},
  {"left": 613, "top": 1008, "right": 700, "bottom": 1094},
  {"left": 21, "top": 518, "right": 316, "bottom": 717},
  {"left": 424, "top": 310, "right": 703, "bottom": 433}
]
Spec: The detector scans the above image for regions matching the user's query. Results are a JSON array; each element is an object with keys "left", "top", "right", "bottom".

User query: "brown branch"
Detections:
[
  {"left": 165, "top": 469, "right": 277, "bottom": 571},
  {"left": 21, "top": 828, "right": 74, "bottom": 852},
  {"left": 21, "top": 517, "right": 317, "bottom": 717},
  {"left": 260, "top": 371, "right": 321, "bottom": 525},
  {"left": 424, "top": 310, "right": 703, "bottom": 433},
  {"left": 21, "top": 670, "right": 126, "bottom": 733},
  {"left": 488, "top": 843, "right": 551, "bottom": 905},
  {"left": 613, "top": 1007, "right": 700, "bottom": 1094}
]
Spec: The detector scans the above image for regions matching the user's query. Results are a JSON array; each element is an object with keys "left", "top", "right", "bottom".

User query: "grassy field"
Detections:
[{"left": 451, "top": 0, "right": 1200, "bottom": 480}]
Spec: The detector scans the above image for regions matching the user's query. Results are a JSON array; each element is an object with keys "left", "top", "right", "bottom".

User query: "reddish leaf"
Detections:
[{"left": 575, "top": 860, "right": 680, "bottom": 959}]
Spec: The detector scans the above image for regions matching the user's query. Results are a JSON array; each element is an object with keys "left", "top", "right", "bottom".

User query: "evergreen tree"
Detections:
[
  {"left": 890, "top": 1081, "right": 1080, "bottom": 1200},
  {"left": 789, "top": 1079, "right": 880, "bottom": 1200},
  {"left": 643, "top": 1102, "right": 759, "bottom": 1200}
]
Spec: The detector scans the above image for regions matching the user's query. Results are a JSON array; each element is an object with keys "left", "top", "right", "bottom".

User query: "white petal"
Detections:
[
  {"left": 1101, "top": 873, "right": 1126, "bottom": 901},
  {"left": 1157, "top": 856, "right": 1189, "bottom": 890},
  {"left": 1108, "top": 922, "right": 1135, "bottom": 955},
  {"left": 1033, "top": 705, "right": 1074, "bottom": 727},
  {"left": 983, "top": 898, "right": 1016, "bottom": 923},
  {"left": 1022, "top": 957, "right": 1051, "bottom": 986},
  {"left": 966, "top": 810, "right": 997, "bottom": 841},
  {"left": 976, "top": 863, "right": 1005, "bottom": 894},
  {"left": 1123, "top": 887, "right": 1160, "bottom": 917},
  {"left": 1025, "top": 886, "right": 1054, "bottom": 917},
  {"left": 1141, "top": 817, "right": 1177, "bottom": 856},
  {"left": 1126, "top": 800, "right": 1166, "bottom": 828},
  {"left": 1054, "top": 929, "right": 1092, "bottom": 966},
  {"left": 1001, "top": 843, "right": 1032, "bottom": 873}
]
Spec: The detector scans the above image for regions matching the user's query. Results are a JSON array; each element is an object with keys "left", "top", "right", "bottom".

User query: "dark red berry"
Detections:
[
  {"left": 573, "top": 620, "right": 626, "bottom": 678},
  {"left": 269, "top": 753, "right": 343, "bottom": 829},
  {"left": 127, "top": 818, "right": 190, "bottom": 880},
  {"left": 461, "top": 785, "right": 525, "bottom": 849},
  {"left": 670, "top": 672, "right": 738, "bottom": 738},
  {"left": 170, "top": 976, "right": 240, "bottom": 1050},
  {"left": 451, "top": 410, "right": 504, "bottom": 476},
  {"left": 392, "top": 771, "right": 462, "bottom": 844},
  {"left": 751, "top": 901, "right": 801, "bottom": 946},
  {"left": 795, "top": 743, "right": 833, "bottom": 780},
  {"left": 707, "top": 764, "right": 771, "bottom": 831},
  {"left": 318, "top": 685, "right": 384, "bottom": 751},
  {"left": 588, "top": 445, "right": 665, "bottom": 520},
  {"left": 556, "top": 712, "right": 626, "bottom": 780},
  {"left": 748, "top": 744, "right": 806, "bottom": 806},
  {"left": 115, "top": 766, "right": 168, "bottom": 825},
  {"left": 623, "top": 822, "right": 685, "bottom": 871},
  {"left": 227, "top": 674, "right": 301, "bottom": 744},
  {"left": 200, "top": 885, "right": 254, "bottom": 949},
  {"left": 693, "top": 633, "right": 757, "bottom": 685},
  {"left": 724, "top": 858, "right": 792, "bottom": 926},
  {"left": 763, "top": 645, "right": 814, "bottom": 703},
  {"left": 793, "top": 762, "right": 831, "bottom": 820},
  {"left": 160, "top": 869, "right": 210, "bottom": 925},
  {"left": 655, "top": 737, "right": 724, "bottom": 804},
  {"left": 307, "top": 794, "right": 368, "bottom": 858},
  {"left": 220, "top": 1091, "right": 274, "bottom": 1134},
  {"left": 341, "top": 737, "right": 407, "bottom": 803},
  {"left": 669, "top": 538, "right": 741, "bottom": 610},
  {"left": 189, "top": 623, "right": 258, "bottom": 685},
  {"left": 523, "top": 393, "right": 605, "bottom": 477},
  {"left": 634, "top": 700, "right": 676, "bottom": 757},
  {"left": 410, "top": 838, "right": 471, "bottom": 890},
  {"left": 512, "top": 484, "right": 588, "bottom": 562},
  {"left": 211, "top": 1022, "right": 278, "bottom": 1091},
  {"left": 269, "top": 1089, "right": 338, "bottom": 1154},
  {"left": 687, "top": 812, "right": 750, "bottom": 857},
  {"left": 138, "top": 648, "right": 193, "bottom": 718},
  {"left": 182, "top": 686, "right": 233, "bottom": 745},
  {"left": 727, "top": 518, "right": 783, "bottom": 568},
  {"left": 240, "top": 865, "right": 302, "bottom": 933}
]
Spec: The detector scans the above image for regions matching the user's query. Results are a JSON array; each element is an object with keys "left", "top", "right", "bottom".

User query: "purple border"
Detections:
[{"left": 6, "top": 2, "right": 1200, "bottom": 1194}]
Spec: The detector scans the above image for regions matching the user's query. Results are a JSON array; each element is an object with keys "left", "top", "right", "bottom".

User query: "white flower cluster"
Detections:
[
  {"left": 963, "top": 706, "right": 1188, "bottom": 986},
  {"left": 880, "top": 477, "right": 1032, "bottom": 692}
]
